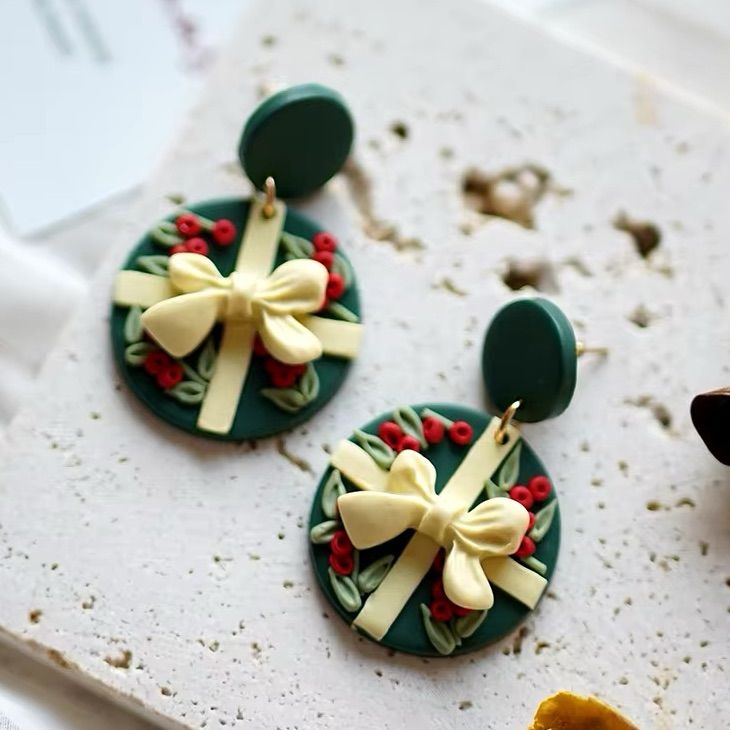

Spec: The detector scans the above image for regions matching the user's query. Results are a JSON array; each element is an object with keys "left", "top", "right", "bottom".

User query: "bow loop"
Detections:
[
  {"left": 451, "top": 497, "right": 527, "bottom": 557},
  {"left": 168, "top": 253, "right": 229, "bottom": 293}
]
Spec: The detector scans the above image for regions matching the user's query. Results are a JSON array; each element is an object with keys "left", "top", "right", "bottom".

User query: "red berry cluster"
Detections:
[
  {"left": 328, "top": 529, "right": 355, "bottom": 575},
  {"left": 509, "top": 475, "right": 552, "bottom": 559},
  {"left": 377, "top": 415, "right": 474, "bottom": 453},
  {"left": 428, "top": 549, "right": 471, "bottom": 622},
  {"left": 253, "top": 336, "right": 306, "bottom": 388},
  {"left": 310, "top": 232, "right": 346, "bottom": 311},
  {"left": 169, "top": 213, "right": 237, "bottom": 257},
  {"left": 143, "top": 349, "right": 183, "bottom": 390}
]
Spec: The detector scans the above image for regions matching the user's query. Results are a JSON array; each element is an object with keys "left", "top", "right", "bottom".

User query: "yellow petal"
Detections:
[{"left": 528, "top": 692, "right": 638, "bottom": 730}]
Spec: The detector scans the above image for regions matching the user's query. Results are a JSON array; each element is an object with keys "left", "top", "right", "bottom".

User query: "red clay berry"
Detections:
[
  {"left": 312, "top": 231, "right": 338, "bottom": 252},
  {"left": 253, "top": 335, "right": 268, "bottom": 357},
  {"left": 185, "top": 237, "right": 209, "bottom": 256},
  {"left": 397, "top": 434, "right": 421, "bottom": 453},
  {"left": 326, "top": 273, "right": 345, "bottom": 300},
  {"left": 143, "top": 350, "right": 171, "bottom": 375},
  {"left": 212, "top": 218, "right": 236, "bottom": 245},
  {"left": 378, "top": 421, "right": 402, "bottom": 449},
  {"left": 312, "top": 250, "right": 334, "bottom": 270},
  {"left": 528, "top": 475, "right": 552, "bottom": 502},
  {"left": 264, "top": 358, "right": 303, "bottom": 388},
  {"left": 430, "top": 598, "right": 454, "bottom": 622},
  {"left": 527, "top": 511, "right": 536, "bottom": 532},
  {"left": 515, "top": 535, "right": 536, "bottom": 559},
  {"left": 449, "top": 420, "right": 473, "bottom": 445},
  {"left": 330, "top": 530, "right": 353, "bottom": 557},
  {"left": 175, "top": 213, "right": 201, "bottom": 237},
  {"left": 452, "top": 603, "right": 471, "bottom": 617},
  {"left": 431, "top": 578, "right": 445, "bottom": 599},
  {"left": 329, "top": 552, "right": 353, "bottom": 575},
  {"left": 422, "top": 416, "right": 445, "bottom": 444},
  {"left": 432, "top": 549, "right": 445, "bottom": 573},
  {"left": 157, "top": 362, "right": 183, "bottom": 389},
  {"left": 168, "top": 243, "right": 188, "bottom": 256},
  {"left": 509, "top": 485, "right": 534, "bottom": 510}
]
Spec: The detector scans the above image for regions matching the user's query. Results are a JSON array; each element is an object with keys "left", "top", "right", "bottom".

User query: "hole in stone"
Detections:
[
  {"left": 461, "top": 164, "right": 559, "bottom": 228},
  {"left": 390, "top": 121, "right": 409, "bottom": 140},
  {"left": 613, "top": 212, "right": 661, "bottom": 259},
  {"left": 628, "top": 304, "right": 652, "bottom": 328},
  {"left": 501, "top": 259, "right": 559, "bottom": 293}
]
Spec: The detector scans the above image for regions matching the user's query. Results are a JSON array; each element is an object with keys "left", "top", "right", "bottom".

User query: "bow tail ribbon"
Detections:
[{"left": 332, "top": 418, "right": 548, "bottom": 641}]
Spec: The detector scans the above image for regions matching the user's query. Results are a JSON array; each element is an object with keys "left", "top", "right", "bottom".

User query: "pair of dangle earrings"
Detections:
[{"left": 109, "top": 83, "right": 604, "bottom": 659}]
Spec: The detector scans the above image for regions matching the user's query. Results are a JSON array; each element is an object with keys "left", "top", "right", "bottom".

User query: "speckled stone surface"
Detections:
[{"left": 0, "top": 0, "right": 729, "bottom": 727}]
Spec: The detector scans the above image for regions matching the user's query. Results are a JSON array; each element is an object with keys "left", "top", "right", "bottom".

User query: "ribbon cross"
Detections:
[
  {"left": 339, "top": 449, "right": 528, "bottom": 610},
  {"left": 113, "top": 198, "right": 362, "bottom": 434},
  {"left": 330, "top": 417, "right": 549, "bottom": 641},
  {"left": 141, "top": 253, "right": 327, "bottom": 363}
]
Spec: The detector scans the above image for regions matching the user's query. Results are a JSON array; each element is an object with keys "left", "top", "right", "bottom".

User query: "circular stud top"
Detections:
[
  {"left": 481, "top": 298, "right": 577, "bottom": 423},
  {"left": 239, "top": 84, "right": 354, "bottom": 199}
]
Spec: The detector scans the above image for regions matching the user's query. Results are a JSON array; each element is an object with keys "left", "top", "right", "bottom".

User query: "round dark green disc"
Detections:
[
  {"left": 308, "top": 403, "right": 561, "bottom": 657},
  {"left": 482, "top": 298, "right": 577, "bottom": 423},
  {"left": 110, "top": 197, "right": 361, "bottom": 441},
  {"left": 239, "top": 84, "right": 354, "bottom": 199}
]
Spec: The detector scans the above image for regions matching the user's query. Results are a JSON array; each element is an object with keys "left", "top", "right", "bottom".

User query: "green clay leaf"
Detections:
[
  {"left": 150, "top": 223, "right": 183, "bottom": 248},
  {"left": 136, "top": 255, "right": 170, "bottom": 277},
  {"left": 331, "top": 252, "right": 353, "bottom": 288},
  {"left": 393, "top": 405, "right": 427, "bottom": 448},
  {"left": 351, "top": 550, "right": 360, "bottom": 584},
  {"left": 321, "top": 469, "right": 346, "bottom": 519},
  {"left": 124, "top": 341, "right": 154, "bottom": 366},
  {"left": 529, "top": 500, "right": 557, "bottom": 543},
  {"left": 196, "top": 338, "right": 217, "bottom": 381},
  {"left": 298, "top": 363, "right": 320, "bottom": 402},
  {"left": 498, "top": 442, "right": 522, "bottom": 491},
  {"left": 180, "top": 361, "right": 206, "bottom": 386},
  {"left": 484, "top": 478, "right": 506, "bottom": 500},
  {"left": 454, "top": 609, "right": 488, "bottom": 638},
  {"left": 353, "top": 429, "right": 395, "bottom": 470},
  {"left": 325, "top": 301, "right": 360, "bottom": 323},
  {"left": 168, "top": 380, "right": 206, "bottom": 404},
  {"left": 328, "top": 567, "right": 362, "bottom": 613},
  {"left": 280, "top": 231, "right": 313, "bottom": 259},
  {"left": 356, "top": 554, "right": 395, "bottom": 594},
  {"left": 310, "top": 520, "right": 340, "bottom": 544},
  {"left": 260, "top": 387, "right": 307, "bottom": 413},
  {"left": 123, "top": 305, "right": 144, "bottom": 344},
  {"left": 419, "top": 603, "right": 456, "bottom": 656},
  {"left": 520, "top": 555, "right": 547, "bottom": 576}
]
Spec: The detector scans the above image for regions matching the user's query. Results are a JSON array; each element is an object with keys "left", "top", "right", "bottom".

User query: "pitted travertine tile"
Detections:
[{"left": 0, "top": 0, "right": 729, "bottom": 727}]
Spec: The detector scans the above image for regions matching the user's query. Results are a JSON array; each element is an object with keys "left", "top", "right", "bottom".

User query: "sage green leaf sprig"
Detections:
[
  {"left": 122, "top": 306, "right": 216, "bottom": 406},
  {"left": 261, "top": 363, "right": 320, "bottom": 413},
  {"left": 484, "top": 442, "right": 557, "bottom": 578},
  {"left": 420, "top": 604, "right": 488, "bottom": 656},
  {"left": 310, "top": 468, "right": 394, "bottom": 615}
]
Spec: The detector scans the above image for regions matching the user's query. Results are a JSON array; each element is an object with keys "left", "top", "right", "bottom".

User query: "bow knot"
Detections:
[
  {"left": 337, "top": 449, "right": 529, "bottom": 610},
  {"left": 140, "top": 253, "right": 328, "bottom": 363}
]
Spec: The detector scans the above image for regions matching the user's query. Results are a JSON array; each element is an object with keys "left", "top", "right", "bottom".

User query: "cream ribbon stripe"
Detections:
[
  {"left": 331, "top": 417, "right": 548, "bottom": 641},
  {"left": 113, "top": 198, "right": 362, "bottom": 434}
]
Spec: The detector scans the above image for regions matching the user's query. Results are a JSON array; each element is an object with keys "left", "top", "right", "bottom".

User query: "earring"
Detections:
[
  {"left": 110, "top": 85, "right": 363, "bottom": 440},
  {"left": 308, "top": 297, "right": 603, "bottom": 657}
]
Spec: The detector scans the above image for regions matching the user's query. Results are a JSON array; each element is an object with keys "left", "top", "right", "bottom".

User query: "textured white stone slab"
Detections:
[{"left": 1, "top": 0, "right": 729, "bottom": 727}]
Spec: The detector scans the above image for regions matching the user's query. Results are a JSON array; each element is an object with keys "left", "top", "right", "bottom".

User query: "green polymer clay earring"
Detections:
[
  {"left": 110, "top": 84, "right": 363, "bottom": 441},
  {"left": 308, "top": 297, "right": 605, "bottom": 657}
]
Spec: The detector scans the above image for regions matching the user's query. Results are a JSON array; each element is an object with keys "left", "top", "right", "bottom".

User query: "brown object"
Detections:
[
  {"left": 528, "top": 691, "right": 638, "bottom": 730},
  {"left": 690, "top": 387, "right": 730, "bottom": 465}
]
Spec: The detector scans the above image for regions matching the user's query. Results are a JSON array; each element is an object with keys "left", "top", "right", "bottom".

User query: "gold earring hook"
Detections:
[
  {"left": 262, "top": 176, "right": 277, "bottom": 219},
  {"left": 495, "top": 400, "right": 522, "bottom": 444},
  {"left": 575, "top": 341, "right": 609, "bottom": 357}
]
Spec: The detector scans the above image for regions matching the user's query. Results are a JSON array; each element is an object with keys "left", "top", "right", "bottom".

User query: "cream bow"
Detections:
[
  {"left": 337, "top": 449, "right": 529, "bottom": 610},
  {"left": 141, "top": 253, "right": 328, "bottom": 363}
]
